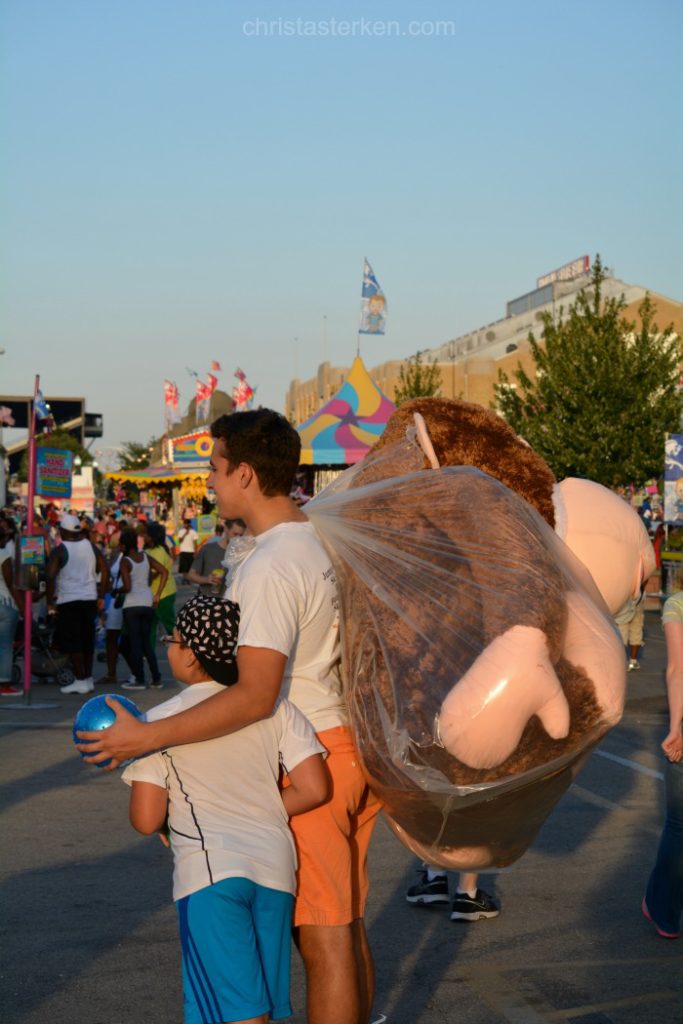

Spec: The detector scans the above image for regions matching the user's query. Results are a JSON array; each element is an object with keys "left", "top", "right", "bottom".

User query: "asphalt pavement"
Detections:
[{"left": 1, "top": 605, "right": 681, "bottom": 1024}]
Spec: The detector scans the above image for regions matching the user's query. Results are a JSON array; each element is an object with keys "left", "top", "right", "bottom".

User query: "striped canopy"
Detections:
[
  {"left": 298, "top": 356, "right": 395, "bottom": 465},
  {"left": 104, "top": 466, "right": 207, "bottom": 484}
]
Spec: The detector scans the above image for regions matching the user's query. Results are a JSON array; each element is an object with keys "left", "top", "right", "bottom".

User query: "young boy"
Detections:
[{"left": 122, "top": 594, "right": 329, "bottom": 1024}]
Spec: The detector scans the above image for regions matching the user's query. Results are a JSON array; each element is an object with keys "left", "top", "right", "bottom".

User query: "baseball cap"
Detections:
[{"left": 60, "top": 513, "right": 81, "bottom": 532}]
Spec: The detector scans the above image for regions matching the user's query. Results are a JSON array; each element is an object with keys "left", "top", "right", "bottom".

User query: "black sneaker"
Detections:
[
  {"left": 405, "top": 870, "right": 449, "bottom": 905},
  {"left": 450, "top": 888, "right": 500, "bottom": 921},
  {"left": 121, "top": 680, "right": 147, "bottom": 691}
]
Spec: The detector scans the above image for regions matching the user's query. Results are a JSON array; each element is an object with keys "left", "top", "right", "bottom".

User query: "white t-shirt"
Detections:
[
  {"left": 178, "top": 527, "right": 198, "bottom": 554},
  {"left": 122, "top": 683, "right": 324, "bottom": 901},
  {"left": 227, "top": 521, "right": 347, "bottom": 732}
]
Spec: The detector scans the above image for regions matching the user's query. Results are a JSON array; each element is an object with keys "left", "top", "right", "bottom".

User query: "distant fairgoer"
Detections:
[
  {"left": 47, "top": 513, "right": 110, "bottom": 695},
  {"left": 177, "top": 519, "right": 198, "bottom": 577},
  {"left": 643, "top": 590, "right": 683, "bottom": 938}
]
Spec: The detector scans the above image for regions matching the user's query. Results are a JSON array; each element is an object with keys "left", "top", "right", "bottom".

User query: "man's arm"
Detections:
[
  {"left": 94, "top": 545, "right": 110, "bottom": 600},
  {"left": 185, "top": 549, "right": 209, "bottom": 587},
  {"left": 77, "top": 646, "right": 287, "bottom": 768},
  {"left": 45, "top": 546, "right": 64, "bottom": 606}
]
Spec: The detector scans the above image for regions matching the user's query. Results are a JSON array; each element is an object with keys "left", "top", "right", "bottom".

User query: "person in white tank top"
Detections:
[
  {"left": 46, "top": 513, "right": 109, "bottom": 696},
  {"left": 117, "top": 528, "right": 169, "bottom": 691}
]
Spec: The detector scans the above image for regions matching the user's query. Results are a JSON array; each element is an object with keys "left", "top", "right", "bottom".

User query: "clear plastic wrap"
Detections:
[{"left": 305, "top": 431, "right": 626, "bottom": 869}]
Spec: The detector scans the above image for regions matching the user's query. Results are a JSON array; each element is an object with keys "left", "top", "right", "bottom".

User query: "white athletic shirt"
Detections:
[
  {"left": 226, "top": 521, "right": 347, "bottom": 732},
  {"left": 56, "top": 539, "right": 97, "bottom": 604},
  {"left": 122, "top": 684, "right": 324, "bottom": 901}
]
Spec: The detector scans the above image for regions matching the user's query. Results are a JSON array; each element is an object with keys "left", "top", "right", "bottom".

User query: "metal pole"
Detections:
[{"left": 22, "top": 375, "right": 39, "bottom": 703}]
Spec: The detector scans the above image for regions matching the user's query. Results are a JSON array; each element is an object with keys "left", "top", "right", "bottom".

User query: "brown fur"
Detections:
[{"left": 369, "top": 397, "right": 558, "bottom": 527}]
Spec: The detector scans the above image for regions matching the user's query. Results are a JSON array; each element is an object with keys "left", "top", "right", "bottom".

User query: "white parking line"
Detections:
[{"left": 594, "top": 748, "right": 664, "bottom": 781}]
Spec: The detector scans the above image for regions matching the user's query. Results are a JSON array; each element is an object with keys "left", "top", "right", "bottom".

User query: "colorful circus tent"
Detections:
[{"left": 297, "top": 356, "right": 395, "bottom": 466}]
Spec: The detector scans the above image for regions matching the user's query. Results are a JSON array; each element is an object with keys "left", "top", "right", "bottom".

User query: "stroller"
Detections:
[{"left": 11, "top": 618, "right": 75, "bottom": 688}]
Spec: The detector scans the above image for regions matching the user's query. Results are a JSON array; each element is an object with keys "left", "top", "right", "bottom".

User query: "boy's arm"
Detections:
[
  {"left": 129, "top": 781, "right": 169, "bottom": 835},
  {"left": 281, "top": 753, "right": 330, "bottom": 818},
  {"left": 77, "top": 646, "right": 287, "bottom": 768}
]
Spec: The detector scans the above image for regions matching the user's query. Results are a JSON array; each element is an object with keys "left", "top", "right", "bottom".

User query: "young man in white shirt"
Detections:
[{"left": 78, "top": 409, "right": 382, "bottom": 1024}]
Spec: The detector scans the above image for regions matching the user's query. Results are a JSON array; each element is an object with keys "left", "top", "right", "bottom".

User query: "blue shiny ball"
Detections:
[{"left": 72, "top": 694, "right": 143, "bottom": 768}]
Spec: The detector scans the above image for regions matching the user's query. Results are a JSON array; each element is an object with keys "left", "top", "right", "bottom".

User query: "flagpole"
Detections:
[{"left": 7, "top": 378, "right": 60, "bottom": 710}]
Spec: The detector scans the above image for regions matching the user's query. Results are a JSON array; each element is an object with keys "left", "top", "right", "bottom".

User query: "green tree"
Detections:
[
  {"left": 394, "top": 351, "right": 442, "bottom": 405},
  {"left": 117, "top": 439, "right": 157, "bottom": 471},
  {"left": 18, "top": 427, "right": 92, "bottom": 482},
  {"left": 494, "top": 256, "right": 682, "bottom": 487}
]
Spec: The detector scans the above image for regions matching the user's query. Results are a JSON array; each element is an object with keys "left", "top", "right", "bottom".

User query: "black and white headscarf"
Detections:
[{"left": 176, "top": 594, "right": 240, "bottom": 687}]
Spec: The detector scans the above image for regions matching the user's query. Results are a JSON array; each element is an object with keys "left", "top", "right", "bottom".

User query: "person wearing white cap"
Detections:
[{"left": 46, "top": 512, "right": 110, "bottom": 694}]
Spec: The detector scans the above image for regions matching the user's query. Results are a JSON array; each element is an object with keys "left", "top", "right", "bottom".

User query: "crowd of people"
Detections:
[{"left": 0, "top": 499, "right": 246, "bottom": 699}]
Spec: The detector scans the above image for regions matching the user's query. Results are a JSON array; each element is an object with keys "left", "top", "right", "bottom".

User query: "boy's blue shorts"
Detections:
[{"left": 177, "top": 877, "right": 294, "bottom": 1024}]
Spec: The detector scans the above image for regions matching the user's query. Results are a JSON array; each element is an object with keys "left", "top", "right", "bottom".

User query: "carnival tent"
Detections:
[
  {"left": 104, "top": 466, "right": 208, "bottom": 485},
  {"left": 297, "top": 356, "right": 395, "bottom": 465}
]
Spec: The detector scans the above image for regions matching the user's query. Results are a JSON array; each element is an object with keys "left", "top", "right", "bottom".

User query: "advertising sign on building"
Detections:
[
  {"left": 172, "top": 431, "right": 213, "bottom": 465},
  {"left": 36, "top": 448, "right": 73, "bottom": 499},
  {"left": 537, "top": 255, "right": 590, "bottom": 289}
]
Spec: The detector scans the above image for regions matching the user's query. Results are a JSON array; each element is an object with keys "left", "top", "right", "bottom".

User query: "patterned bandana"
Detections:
[{"left": 175, "top": 594, "right": 240, "bottom": 687}]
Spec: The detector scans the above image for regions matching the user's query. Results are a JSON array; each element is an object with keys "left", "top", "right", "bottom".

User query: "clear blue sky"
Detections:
[{"left": 2, "top": 0, "right": 682, "bottom": 458}]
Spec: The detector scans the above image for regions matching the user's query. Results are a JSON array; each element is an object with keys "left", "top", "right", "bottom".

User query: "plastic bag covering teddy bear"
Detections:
[{"left": 304, "top": 402, "right": 643, "bottom": 870}]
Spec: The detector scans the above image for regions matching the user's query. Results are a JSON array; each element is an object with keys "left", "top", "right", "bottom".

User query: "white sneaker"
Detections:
[{"left": 60, "top": 678, "right": 95, "bottom": 695}]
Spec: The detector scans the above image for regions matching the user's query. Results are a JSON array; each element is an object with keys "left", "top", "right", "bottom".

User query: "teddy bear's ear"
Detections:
[{"left": 413, "top": 413, "right": 440, "bottom": 469}]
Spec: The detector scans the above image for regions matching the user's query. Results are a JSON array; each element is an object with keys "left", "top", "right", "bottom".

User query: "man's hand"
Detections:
[{"left": 76, "top": 696, "right": 151, "bottom": 771}]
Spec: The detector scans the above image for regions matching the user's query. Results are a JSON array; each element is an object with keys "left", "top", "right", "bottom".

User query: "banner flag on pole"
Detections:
[
  {"left": 34, "top": 390, "right": 51, "bottom": 420},
  {"left": 206, "top": 373, "right": 218, "bottom": 394},
  {"left": 358, "top": 258, "right": 387, "bottom": 336},
  {"left": 164, "top": 380, "right": 181, "bottom": 425},
  {"left": 232, "top": 368, "right": 255, "bottom": 411},
  {"left": 211, "top": 360, "right": 222, "bottom": 371},
  {"left": 195, "top": 380, "right": 211, "bottom": 423}
]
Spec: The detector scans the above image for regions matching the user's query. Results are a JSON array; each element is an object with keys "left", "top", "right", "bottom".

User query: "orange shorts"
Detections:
[{"left": 288, "top": 725, "right": 382, "bottom": 927}]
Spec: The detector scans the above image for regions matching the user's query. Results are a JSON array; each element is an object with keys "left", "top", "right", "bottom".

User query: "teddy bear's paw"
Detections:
[{"left": 435, "top": 625, "right": 570, "bottom": 770}]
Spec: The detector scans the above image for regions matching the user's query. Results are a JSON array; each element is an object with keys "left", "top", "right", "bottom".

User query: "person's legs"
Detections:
[
  {"left": 627, "top": 601, "right": 645, "bottom": 669},
  {"left": 57, "top": 602, "right": 94, "bottom": 692},
  {"left": 295, "top": 923, "right": 360, "bottom": 1024},
  {"left": 644, "top": 759, "right": 683, "bottom": 937},
  {"left": 351, "top": 918, "right": 374, "bottom": 1024},
  {"left": 289, "top": 727, "right": 381, "bottom": 1024},
  {"left": 79, "top": 600, "right": 98, "bottom": 678},
  {"left": 139, "top": 606, "right": 161, "bottom": 683},
  {"left": 122, "top": 607, "right": 145, "bottom": 685},
  {"left": 157, "top": 593, "right": 176, "bottom": 635},
  {"left": 105, "top": 629, "right": 120, "bottom": 680},
  {"left": 0, "top": 604, "right": 19, "bottom": 693}
]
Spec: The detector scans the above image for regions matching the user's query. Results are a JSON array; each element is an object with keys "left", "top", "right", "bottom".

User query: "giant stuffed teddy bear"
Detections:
[{"left": 306, "top": 397, "right": 655, "bottom": 870}]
